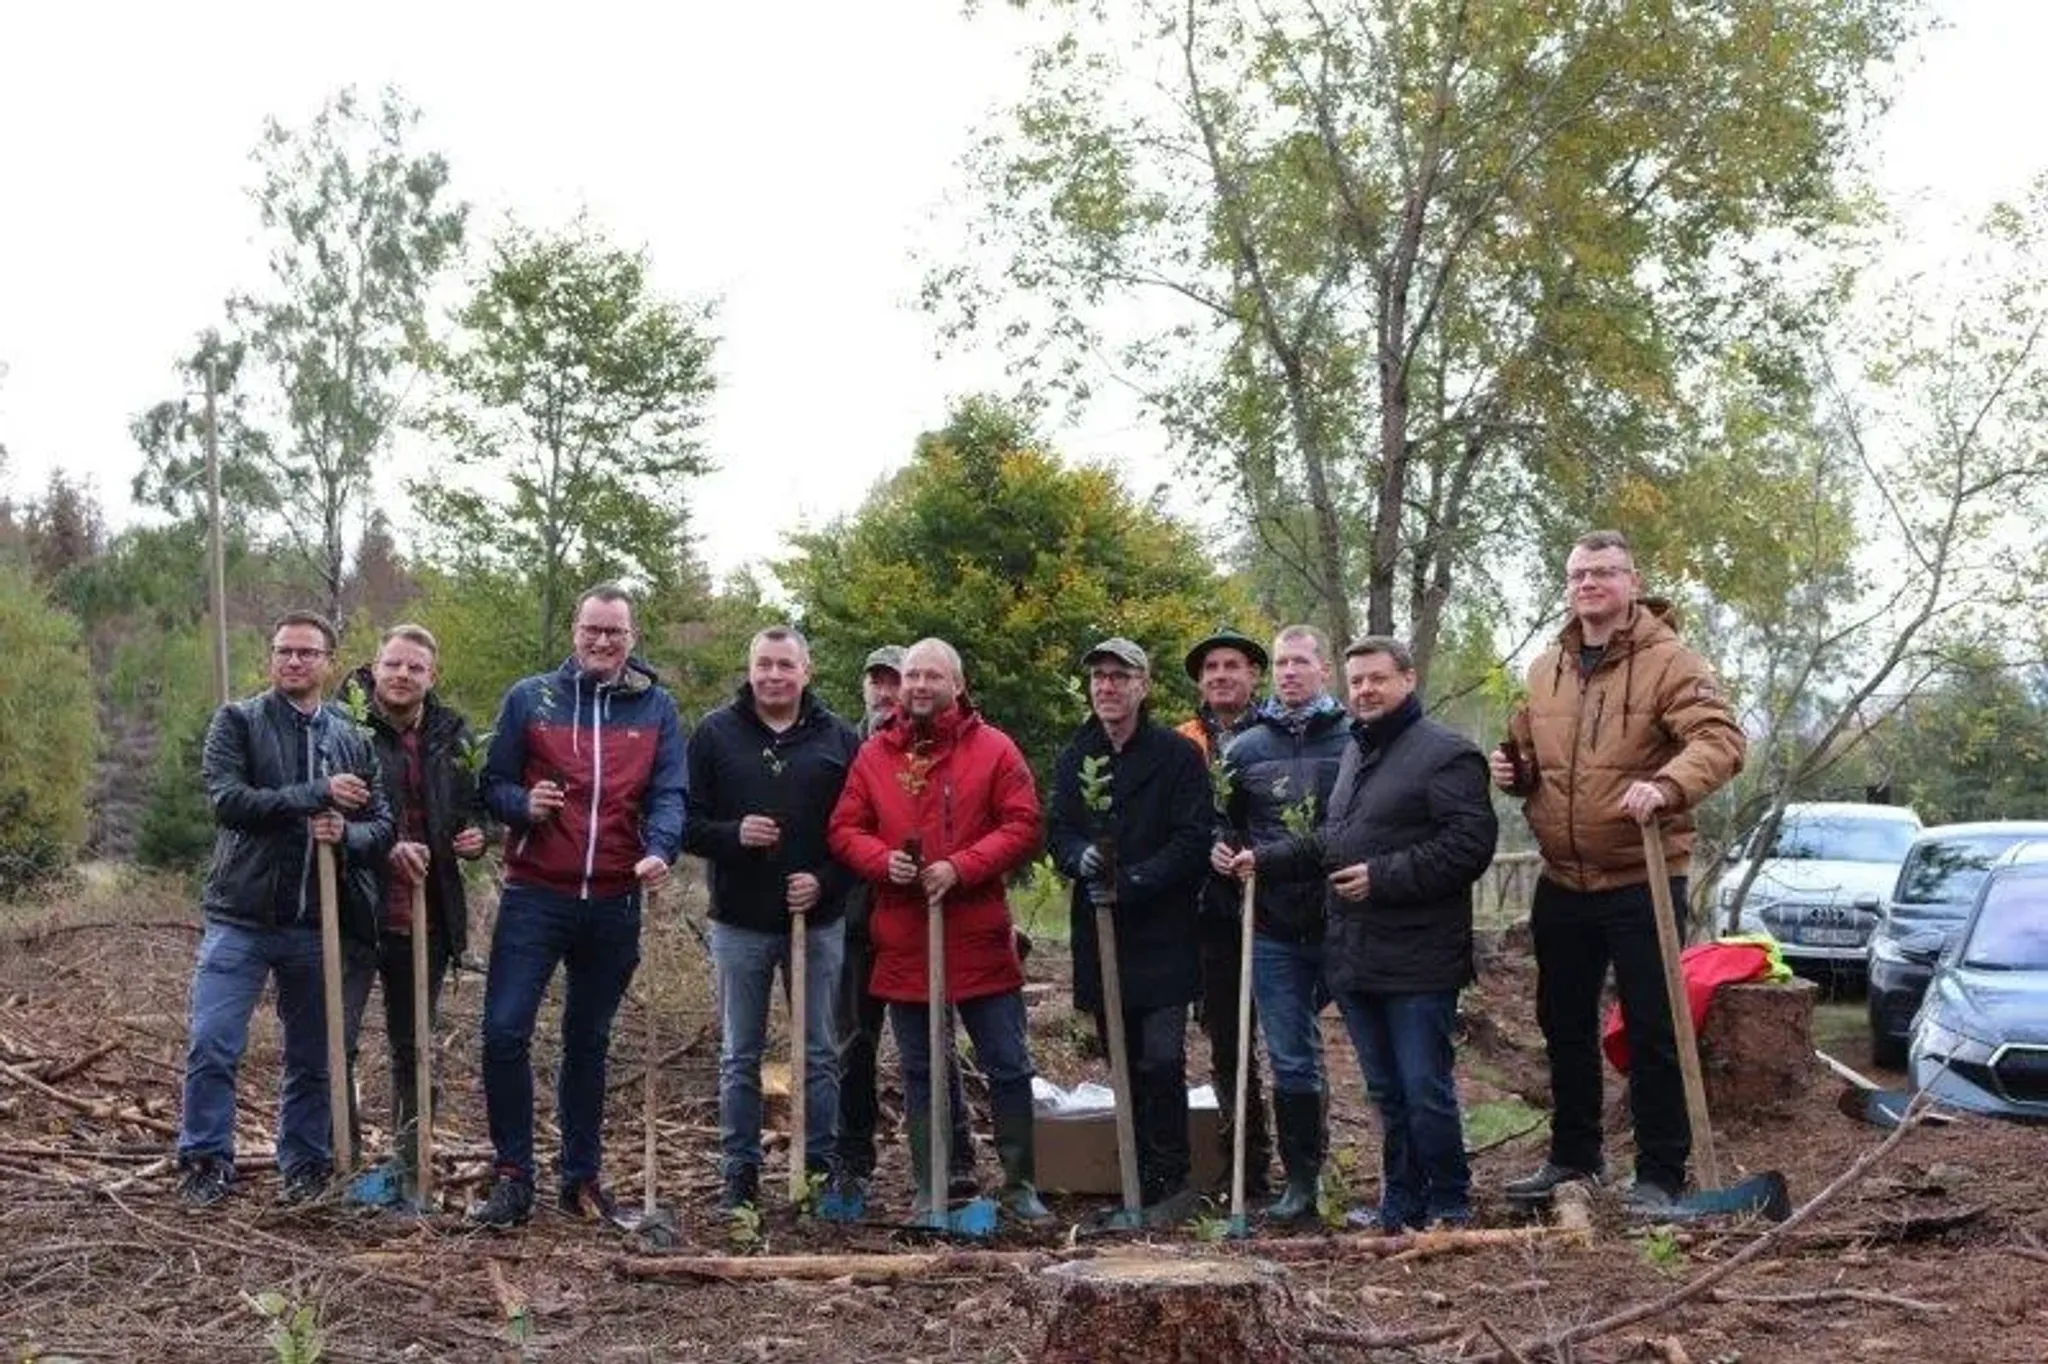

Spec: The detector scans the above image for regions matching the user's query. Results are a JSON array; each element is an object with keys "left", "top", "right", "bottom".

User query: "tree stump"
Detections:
[
  {"left": 1699, "top": 977, "right": 1820, "bottom": 1117},
  {"left": 1038, "top": 1256, "right": 1302, "bottom": 1364}
]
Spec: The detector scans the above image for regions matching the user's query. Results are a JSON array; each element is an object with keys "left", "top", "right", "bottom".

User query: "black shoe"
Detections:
[
  {"left": 178, "top": 1157, "right": 231, "bottom": 1209},
  {"left": 559, "top": 1178, "right": 620, "bottom": 1223},
  {"left": 720, "top": 1165, "right": 759, "bottom": 1213},
  {"left": 1266, "top": 1090, "right": 1325, "bottom": 1223},
  {"left": 1504, "top": 1161, "right": 1605, "bottom": 1202},
  {"left": 948, "top": 1167, "right": 980, "bottom": 1199},
  {"left": 278, "top": 1162, "right": 331, "bottom": 1206},
  {"left": 1623, "top": 1178, "right": 1680, "bottom": 1217},
  {"left": 1140, "top": 1184, "right": 1202, "bottom": 1229},
  {"left": 469, "top": 1169, "right": 535, "bottom": 1228}
]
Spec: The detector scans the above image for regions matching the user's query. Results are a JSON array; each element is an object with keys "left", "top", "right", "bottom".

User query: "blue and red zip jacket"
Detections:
[{"left": 483, "top": 656, "right": 688, "bottom": 900}]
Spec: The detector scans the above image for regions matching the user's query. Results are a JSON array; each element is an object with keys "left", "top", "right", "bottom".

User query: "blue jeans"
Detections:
[
  {"left": 1335, "top": 989, "right": 1469, "bottom": 1227},
  {"left": 1252, "top": 934, "right": 1328, "bottom": 1095},
  {"left": 711, "top": 918, "right": 846, "bottom": 1177},
  {"left": 481, "top": 884, "right": 642, "bottom": 1189},
  {"left": 178, "top": 921, "right": 334, "bottom": 1177},
  {"left": 889, "top": 991, "right": 1035, "bottom": 1121}
]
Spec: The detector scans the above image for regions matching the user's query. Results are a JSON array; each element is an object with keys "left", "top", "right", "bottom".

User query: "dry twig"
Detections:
[{"left": 1707, "top": 1286, "right": 1947, "bottom": 1316}]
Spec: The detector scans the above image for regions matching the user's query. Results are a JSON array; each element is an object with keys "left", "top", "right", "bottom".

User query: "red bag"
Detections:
[{"left": 1602, "top": 941, "right": 1776, "bottom": 1073}]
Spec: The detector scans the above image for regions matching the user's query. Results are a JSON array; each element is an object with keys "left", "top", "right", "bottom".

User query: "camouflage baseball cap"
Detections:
[
  {"left": 863, "top": 645, "right": 906, "bottom": 675},
  {"left": 1082, "top": 637, "right": 1149, "bottom": 673}
]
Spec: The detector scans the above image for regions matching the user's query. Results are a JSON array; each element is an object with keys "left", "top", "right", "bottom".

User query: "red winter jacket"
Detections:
[{"left": 827, "top": 704, "right": 1041, "bottom": 1004}]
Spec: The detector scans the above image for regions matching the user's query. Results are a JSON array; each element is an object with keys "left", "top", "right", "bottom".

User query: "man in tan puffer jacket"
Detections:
[{"left": 1490, "top": 530, "right": 1744, "bottom": 1214}]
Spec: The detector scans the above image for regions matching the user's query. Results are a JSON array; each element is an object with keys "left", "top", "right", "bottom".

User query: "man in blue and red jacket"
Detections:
[{"left": 470, "top": 583, "right": 688, "bottom": 1228}]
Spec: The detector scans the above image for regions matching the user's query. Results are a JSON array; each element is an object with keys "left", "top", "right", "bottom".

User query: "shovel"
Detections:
[
  {"left": 316, "top": 842, "right": 353, "bottom": 1178},
  {"left": 631, "top": 881, "right": 682, "bottom": 1247},
  {"left": 410, "top": 878, "right": 435, "bottom": 1210},
  {"left": 1817, "top": 1048, "right": 1956, "bottom": 1131},
  {"left": 1084, "top": 866, "right": 1145, "bottom": 1233},
  {"left": 1226, "top": 869, "right": 1257, "bottom": 1238},
  {"left": 788, "top": 897, "right": 811, "bottom": 1207},
  {"left": 1638, "top": 822, "right": 1790, "bottom": 1222},
  {"left": 921, "top": 867, "right": 998, "bottom": 1238}
]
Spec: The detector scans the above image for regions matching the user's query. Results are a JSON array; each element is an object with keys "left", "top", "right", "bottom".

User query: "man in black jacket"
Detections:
[
  {"left": 337, "top": 624, "right": 490, "bottom": 1196},
  {"left": 177, "top": 611, "right": 394, "bottom": 1208},
  {"left": 829, "top": 646, "right": 975, "bottom": 1207},
  {"left": 1211, "top": 625, "right": 1351, "bottom": 1221},
  {"left": 1049, "top": 637, "right": 1211, "bottom": 1225},
  {"left": 1238, "top": 637, "right": 1497, "bottom": 1229},
  {"left": 684, "top": 625, "right": 861, "bottom": 1211}
]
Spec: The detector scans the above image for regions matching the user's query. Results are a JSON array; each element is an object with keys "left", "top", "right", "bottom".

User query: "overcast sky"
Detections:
[{"left": 1, "top": 2, "right": 2042, "bottom": 580}]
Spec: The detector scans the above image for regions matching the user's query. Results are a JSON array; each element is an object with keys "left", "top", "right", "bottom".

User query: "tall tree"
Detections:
[
  {"left": 130, "top": 329, "right": 281, "bottom": 531},
  {"left": 777, "top": 395, "right": 1260, "bottom": 777},
  {"left": 416, "top": 221, "right": 717, "bottom": 666},
  {"left": 935, "top": 0, "right": 1917, "bottom": 682},
  {"left": 239, "top": 85, "right": 464, "bottom": 626}
]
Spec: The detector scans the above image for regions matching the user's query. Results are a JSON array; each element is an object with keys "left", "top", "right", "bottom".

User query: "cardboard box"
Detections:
[{"left": 1033, "top": 1092, "right": 1226, "bottom": 1195}]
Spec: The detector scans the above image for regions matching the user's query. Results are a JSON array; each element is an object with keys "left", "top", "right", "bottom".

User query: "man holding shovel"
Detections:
[
  {"left": 177, "top": 611, "right": 393, "bottom": 1208},
  {"left": 1492, "top": 530, "right": 1745, "bottom": 1214},
  {"left": 828, "top": 638, "right": 1052, "bottom": 1224},
  {"left": 471, "top": 583, "right": 687, "bottom": 1229},
  {"left": 684, "top": 625, "right": 859, "bottom": 1212},
  {"left": 1050, "top": 638, "right": 1211, "bottom": 1226},
  {"left": 336, "top": 624, "right": 490, "bottom": 1203}
]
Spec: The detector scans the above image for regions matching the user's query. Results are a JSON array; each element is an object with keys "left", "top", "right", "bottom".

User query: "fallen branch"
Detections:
[
  {"left": 1646, "top": 1337, "right": 1694, "bottom": 1364},
  {"left": 1707, "top": 1287, "right": 1947, "bottom": 1316},
  {"left": 1479, "top": 1319, "right": 1533, "bottom": 1363},
  {"left": 1491, "top": 1087, "right": 1938, "bottom": 1363},
  {"left": 2004, "top": 1243, "right": 2048, "bottom": 1267},
  {"left": 0, "top": 1058, "right": 179, "bottom": 1136},
  {"left": 1297, "top": 1322, "right": 1463, "bottom": 1351},
  {"left": 1249, "top": 1224, "right": 1589, "bottom": 1267},
  {"left": 617, "top": 1248, "right": 1067, "bottom": 1282},
  {"left": 43, "top": 1038, "right": 123, "bottom": 1084}
]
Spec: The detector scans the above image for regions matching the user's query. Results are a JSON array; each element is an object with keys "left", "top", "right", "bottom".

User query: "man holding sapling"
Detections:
[
  {"left": 471, "top": 583, "right": 687, "bottom": 1229},
  {"left": 831, "top": 645, "right": 977, "bottom": 1208},
  {"left": 1236, "top": 636, "right": 1497, "bottom": 1230},
  {"left": 1213, "top": 625, "right": 1350, "bottom": 1222},
  {"left": 684, "top": 625, "right": 860, "bottom": 1212},
  {"left": 827, "top": 638, "right": 1051, "bottom": 1223},
  {"left": 177, "top": 611, "right": 393, "bottom": 1208},
  {"left": 1490, "top": 530, "right": 1744, "bottom": 1215},
  {"left": 1050, "top": 637, "right": 1212, "bottom": 1224},
  {"left": 1175, "top": 627, "right": 1275, "bottom": 1197},
  {"left": 336, "top": 623, "right": 490, "bottom": 1195}
]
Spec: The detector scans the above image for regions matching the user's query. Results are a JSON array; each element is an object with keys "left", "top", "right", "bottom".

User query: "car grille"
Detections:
[
  {"left": 1990, "top": 1046, "right": 2048, "bottom": 1106},
  {"left": 1758, "top": 900, "right": 1875, "bottom": 948}
]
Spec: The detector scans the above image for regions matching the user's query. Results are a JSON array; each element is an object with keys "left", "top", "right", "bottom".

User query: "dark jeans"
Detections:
[
  {"left": 835, "top": 920, "right": 971, "bottom": 1177},
  {"left": 177, "top": 921, "right": 332, "bottom": 1177},
  {"left": 1532, "top": 876, "right": 1690, "bottom": 1192},
  {"left": 1197, "top": 916, "right": 1269, "bottom": 1180},
  {"left": 341, "top": 929, "right": 451, "bottom": 1155},
  {"left": 1335, "top": 988, "right": 1468, "bottom": 1226},
  {"left": 887, "top": 991, "right": 1035, "bottom": 1139},
  {"left": 1093, "top": 1002, "right": 1191, "bottom": 1199},
  {"left": 481, "top": 883, "right": 642, "bottom": 1190}
]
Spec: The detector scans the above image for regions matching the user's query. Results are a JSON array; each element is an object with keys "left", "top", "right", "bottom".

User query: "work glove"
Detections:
[
  {"left": 1086, "top": 879, "right": 1117, "bottom": 909},
  {"left": 1076, "top": 845, "right": 1105, "bottom": 879}
]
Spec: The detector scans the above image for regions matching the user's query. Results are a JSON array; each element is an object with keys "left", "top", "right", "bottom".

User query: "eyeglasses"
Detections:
[
  {"left": 1089, "top": 670, "right": 1143, "bottom": 686},
  {"left": 576, "top": 625, "right": 632, "bottom": 642},
  {"left": 271, "top": 646, "right": 331, "bottom": 662},
  {"left": 1566, "top": 566, "right": 1630, "bottom": 584}
]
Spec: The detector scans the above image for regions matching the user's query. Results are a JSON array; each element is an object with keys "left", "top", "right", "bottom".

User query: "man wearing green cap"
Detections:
[
  {"left": 1176, "top": 628, "right": 1275, "bottom": 1196},
  {"left": 1049, "top": 637, "right": 1211, "bottom": 1223}
]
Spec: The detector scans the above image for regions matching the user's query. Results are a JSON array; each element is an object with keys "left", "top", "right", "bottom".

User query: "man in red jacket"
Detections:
[{"left": 827, "top": 637, "right": 1052, "bottom": 1223}]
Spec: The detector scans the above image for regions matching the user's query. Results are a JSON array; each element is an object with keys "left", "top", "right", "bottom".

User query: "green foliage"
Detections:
[
  {"left": 1078, "top": 754, "right": 1113, "bottom": 817},
  {"left": 938, "top": 0, "right": 1919, "bottom": 678},
  {"left": 415, "top": 219, "right": 716, "bottom": 669},
  {"left": 1638, "top": 1227, "right": 1685, "bottom": 1273},
  {"left": 245, "top": 1290, "right": 324, "bottom": 1364},
  {"left": 1205, "top": 755, "right": 1235, "bottom": 816},
  {"left": 129, "top": 330, "right": 281, "bottom": 531},
  {"left": 1880, "top": 650, "right": 2048, "bottom": 824},
  {"left": 778, "top": 395, "right": 1257, "bottom": 779},
  {"left": 1008, "top": 855, "right": 1071, "bottom": 947},
  {"left": 1271, "top": 776, "right": 1318, "bottom": 839},
  {"left": 241, "top": 85, "right": 466, "bottom": 625},
  {"left": 0, "top": 565, "right": 96, "bottom": 893},
  {"left": 726, "top": 1201, "right": 767, "bottom": 1254},
  {"left": 136, "top": 712, "right": 215, "bottom": 873},
  {"left": 1317, "top": 1143, "right": 1360, "bottom": 1230}
]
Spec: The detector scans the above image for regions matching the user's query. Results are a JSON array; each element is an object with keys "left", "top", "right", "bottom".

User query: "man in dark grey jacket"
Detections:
[
  {"left": 178, "top": 611, "right": 394, "bottom": 1209},
  {"left": 1238, "top": 636, "right": 1497, "bottom": 1229}
]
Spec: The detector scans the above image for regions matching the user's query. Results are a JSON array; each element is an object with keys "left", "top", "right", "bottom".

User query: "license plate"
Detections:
[{"left": 1801, "top": 927, "right": 1864, "bottom": 947}]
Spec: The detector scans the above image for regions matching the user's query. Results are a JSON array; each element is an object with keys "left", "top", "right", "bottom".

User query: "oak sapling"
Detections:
[{"left": 1079, "top": 752, "right": 1118, "bottom": 904}]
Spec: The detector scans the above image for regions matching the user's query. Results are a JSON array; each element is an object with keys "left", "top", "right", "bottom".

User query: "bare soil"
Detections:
[{"left": 2, "top": 872, "right": 2045, "bottom": 1363}]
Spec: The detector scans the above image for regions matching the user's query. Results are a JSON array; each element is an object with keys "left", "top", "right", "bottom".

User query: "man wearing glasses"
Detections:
[
  {"left": 1048, "top": 638, "right": 1210, "bottom": 1225},
  {"left": 471, "top": 584, "right": 688, "bottom": 1228},
  {"left": 1491, "top": 530, "right": 1744, "bottom": 1214},
  {"left": 177, "top": 611, "right": 393, "bottom": 1208}
]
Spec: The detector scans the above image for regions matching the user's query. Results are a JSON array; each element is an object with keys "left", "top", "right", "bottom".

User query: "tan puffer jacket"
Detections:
[{"left": 1504, "top": 600, "right": 1744, "bottom": 891}]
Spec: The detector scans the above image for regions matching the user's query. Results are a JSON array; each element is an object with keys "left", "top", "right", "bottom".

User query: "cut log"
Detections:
[
  {"left": 1038, "top": 1256, "right": 1302, "bottom": 1364},
  {"left": 1698, "top": 978, "right": 1819, "bottom": 1118}
]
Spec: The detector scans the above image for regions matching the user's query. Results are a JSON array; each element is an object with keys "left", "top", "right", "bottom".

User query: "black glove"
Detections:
[
  {"left": 1076, "top": 844, "right": 1105, "bottom": 879},
  {"left": 1085, "top": 879, "right": 1117, "bottom": 909}
]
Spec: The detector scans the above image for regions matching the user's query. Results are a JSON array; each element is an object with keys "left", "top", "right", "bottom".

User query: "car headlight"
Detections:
[{"left": 1913, "top": 1017, "right": 1995, "bottom": 1064}]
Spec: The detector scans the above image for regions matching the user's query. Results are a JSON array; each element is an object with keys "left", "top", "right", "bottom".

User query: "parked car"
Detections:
[
  {"left": 1867, "top": 821, "right": 2048, "bottom": 1066},
  {"left": 1906, "top": 843, "right": 2048, "bottom": 1122},
  {"left": 1715, "top": 802, "right": 1922, "bottom": 979}
]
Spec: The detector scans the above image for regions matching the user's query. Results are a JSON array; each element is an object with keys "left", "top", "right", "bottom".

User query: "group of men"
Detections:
[{"left": 173, "top": 527, "right": 1744, "bottom": 1232}]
